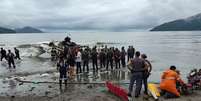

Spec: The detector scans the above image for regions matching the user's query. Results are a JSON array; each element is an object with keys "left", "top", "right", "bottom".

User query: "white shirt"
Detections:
[{"left": 76, "top": 51, "right": 82, "bottom": 62}]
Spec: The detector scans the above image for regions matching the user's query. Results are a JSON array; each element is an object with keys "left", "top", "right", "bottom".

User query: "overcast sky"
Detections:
[{"left": 0, "top": 0, "right": 201, "bottom": 32}]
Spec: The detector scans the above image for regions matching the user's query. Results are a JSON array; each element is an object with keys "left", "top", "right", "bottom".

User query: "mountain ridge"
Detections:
[
  {"left": 151, "top": 13, "right": 201, "bottom": 31},
  {"left": 15, "top": 26, "right": 43, "bottom": 33},
  {"left": 0, "top": 27, "right": 16, "bottom": 33},
  {"left": 0, "top": 26, "right": 43, "bottom": 33}
]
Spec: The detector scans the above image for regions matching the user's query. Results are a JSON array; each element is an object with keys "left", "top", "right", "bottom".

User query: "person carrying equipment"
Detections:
[
  {"left": 160, "top": 66, "right": 185, "bottom": 98},
  {"left": 7, "top": 50, "right": 16, "bottom": 68},
  {"left": 57, "top": 58, "right": 68, "bottom": 87}
]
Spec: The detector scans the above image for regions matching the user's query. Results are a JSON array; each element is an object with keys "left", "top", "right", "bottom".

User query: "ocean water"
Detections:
[{"left": 1, "top": 31, "right": 201, "bottom": 82}]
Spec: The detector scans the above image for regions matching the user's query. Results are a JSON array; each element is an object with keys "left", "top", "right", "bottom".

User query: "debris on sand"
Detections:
[{"left": 29, "top": 87, "right": 35, "bottom": 91}]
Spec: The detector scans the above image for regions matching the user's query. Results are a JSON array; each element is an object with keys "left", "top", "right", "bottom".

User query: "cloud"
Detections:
[{"left": 0, "top": 0, "right": 201, "bottom": 32}]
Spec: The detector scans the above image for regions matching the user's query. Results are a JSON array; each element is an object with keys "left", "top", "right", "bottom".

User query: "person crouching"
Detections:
[
  {"left": 57, "top": 58, "right": 68, "bottom": 87},
  {"left": 160, "top": 66, "right": 185, "bottom": 98}
]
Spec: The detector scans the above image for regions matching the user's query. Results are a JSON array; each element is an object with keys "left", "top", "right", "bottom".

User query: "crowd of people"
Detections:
[
  {"left": 51, "top": 36, "right": 138, "bottom": 87},
  {"left": 52, "top": 36, "right": 192, "bottom": 99},
  {"left": 0, "top": 47, "right": 21, "bottom": 68}
]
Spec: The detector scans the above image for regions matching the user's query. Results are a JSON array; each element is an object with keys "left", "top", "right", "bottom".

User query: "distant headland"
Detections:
[
  {"left": 151, "top": 13, "right": 201, "bottom": 31},
  {"left": 0, "top": 26, "right": 43, "bottom": 33}
]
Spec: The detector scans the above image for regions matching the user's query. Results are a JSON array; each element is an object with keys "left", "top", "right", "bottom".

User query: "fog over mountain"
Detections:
[
  {"left": 0, "top": 0, "right": 201, "bottom": 32},
  {"left": 151, "top": 13, "right": 201, "bottom": 31}
]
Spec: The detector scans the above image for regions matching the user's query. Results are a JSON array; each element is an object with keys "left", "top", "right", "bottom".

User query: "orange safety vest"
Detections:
[{"left": 160, "top": 69, "right": 180, "bottom": 96}]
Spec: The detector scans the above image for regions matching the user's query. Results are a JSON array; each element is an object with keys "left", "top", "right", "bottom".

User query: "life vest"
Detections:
[{"left": 160, "top": 69, "right": 180, "bottom": 96}]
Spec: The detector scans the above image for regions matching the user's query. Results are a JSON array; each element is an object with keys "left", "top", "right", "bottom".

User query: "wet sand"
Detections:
[
  {"left": 1, "top": 69, "right": 201, "bottom": 101},
  {"left": 0, "top": 84, "right": 201, "bottom": 101},
  {"left": 0, "top": 66, "right": 129, "bottom": 101}
]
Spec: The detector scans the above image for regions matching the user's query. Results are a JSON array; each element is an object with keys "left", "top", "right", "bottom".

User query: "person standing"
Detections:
[
  {"left": 114, "top": 48, "right": 121, "bottom": 69},
  {"left": 127, "top": 46, "right": 135, "bottom": 62},
  {"left": 82, "top": 49, "right": 89, "bottom": 72},
  {"left": 67, "top": 53, "right": 76, "bottom": 79},
  {"left": 57, "top": 58, "right": 68, "bottom": 87},
  {"left": 0, "top": 48, "right": 7, "bottom": 61},
  {"left": 14, "top": 47, "right": 21, "bottom": 60},
  {"left": 7, "top": 50, "right": 16, "bottom": 68},
  {"left": 75, "top": 48, "right": 82, "bottom": 74},
  {"left": 99, "top": 49, "right": 106, "bottom": 68},
  {"left": 130, "top": 46, "right": 135, "bottom": 59},
  {"left": 128, "top": 51, "right": 145, "bottom": 97},
  {"left": 141, "top": 54, "right": 152, "bottom": 95},
  {"left": 91, "top": 47, "right": 98, "bottom": 72},
  {"left": 106, "top": 48, "right": 114, "bottom": 70},
  {"left": 120, "top": 47, "right": 126, "bottom": 67},
  {"left": 127, "top": 46, "right": 132, "bottom": 62}
]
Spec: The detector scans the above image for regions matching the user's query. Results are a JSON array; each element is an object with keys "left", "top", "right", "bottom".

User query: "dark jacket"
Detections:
[
  {"left": 57, "top": 62, "right": 68, "bottom": 73},
  {"left": 7, "top": 52, "right": 15, "bottom": 61},
  {"left": 107, "top": 50, "right": 113, "bottom": 60},
  {"left": 114, "top": 51, "right": 121, "bottom": 61},
  {"left": 1, "top": 49, "right": 6, "bottom": 56},
  {"left": 82, "top": 51, "right": 89, "bottom": 61},
  {"left": 131, "top": 57, "right": 145, "bottom": 72},
  {"left": 67, "top": 56, "right": 75, "bottom": 66},
  {"left": 91, "top": 50, "right": 98, "bottom": 60},
  {"left": 99, "top": 51, "right": 106, "bottom": 61},
  {"left": 120, "top": 50, "right": 126, "bottom": 59}
]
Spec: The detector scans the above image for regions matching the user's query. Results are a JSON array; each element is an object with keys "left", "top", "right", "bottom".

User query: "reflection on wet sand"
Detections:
[{"left": 75, "top": 69, "right": 130, "bottom": 83}]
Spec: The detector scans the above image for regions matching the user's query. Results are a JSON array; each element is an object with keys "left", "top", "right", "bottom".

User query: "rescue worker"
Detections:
[
  {"left": 127, "top": 46, "right": 132, "bottom": 62},
  {"left": 127, "top": 46, "right": 135, "bottom": 62},
  {"left": 63, "top": 46, "right": 69, "bottom": 59},
  {"left": 114, "top": 48, "right": 121, "bottom": 69},
  {"left": 57, "top": 58, "right": 68, "bottom": 87},
  {"left": 106, "top": 48, "right": 114, "bottom": 70},
  {"left": 0, "top": 48, "right": 7, "bottom": 61},
  {"left": 7, "top": 50, "right": 16, "bottom": 68},
  {"left": 99, "top": 49, "right": 106, "bottom": 68},
  {"left": 128, "top": 51, "right": 145, "bottom": 97},
  {"left": 141, "top": 54, "right": 152, "bottom": 95},
  {"left": 14, "top": 47, "right": 21, "bottom": 60},
  {"left": 120, "top": 47, "right": 126, "bottom": 67},
  {"left": 82, "top": 49, "right": 89, "bottom": 72},
  {"left": 67, "top": 54, "right": 76, "bottom": 79},
  {"left": 91, "top": 47, "right": 98, "bottom": 72},
  {"left": 160, "top": 66, "right": 185, "bottom": 98},
  {"left": 130, "top": 46, "right": 135, "bottom": 59},
  {"left": 75, "top": 48, "right": 82, "bottom": 74}
]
